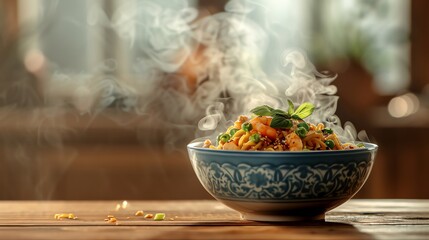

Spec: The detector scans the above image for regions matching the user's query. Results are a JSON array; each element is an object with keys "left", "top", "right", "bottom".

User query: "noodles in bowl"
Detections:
[{"left": 203, "top": 102, "right": 363, "bottom": 152}]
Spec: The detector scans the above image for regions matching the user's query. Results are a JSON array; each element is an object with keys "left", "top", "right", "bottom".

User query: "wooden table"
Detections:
[{"left": 0, "top": 199, "right": 428, "bottom": 239}]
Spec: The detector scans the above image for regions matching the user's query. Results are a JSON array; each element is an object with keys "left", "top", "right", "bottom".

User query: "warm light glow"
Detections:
[
  {"left": 121, "top": 200, "right": 128, "bottom": 209},
  {"left": 388, "top": 97, "right": 408, "bottom": 118},
  {"left": 402, "top": 93, "right": 420, "bottom": 115},
  {"left": 388, "top": 93, "right": 420, "bottom": 118},
  {"left": 115, "top": 200, "right": 129, "bottom": 211},
  {"left": 24, "top": 49, "right": 45, "bottom": 73}
]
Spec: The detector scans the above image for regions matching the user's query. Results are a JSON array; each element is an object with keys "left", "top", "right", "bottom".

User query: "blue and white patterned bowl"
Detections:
[{"left": 187, "top": 141, "right": 378, "bottom": 221}]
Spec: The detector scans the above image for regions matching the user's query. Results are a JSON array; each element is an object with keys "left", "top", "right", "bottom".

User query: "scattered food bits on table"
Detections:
[
  {"left": 54, "top": 213, "right": 77, "bottom": 220},
  {"left": 53, "top": 209, "right": 171, "bottom": 223},
  {"left": 135, "top": 210, "right": 144, "bottom": 216},
  {"left": 105, "top": 215, "right": 118, "bottom": 223},
  {"left": 154, "top": 213, "right": 165, "bottom": 221}
]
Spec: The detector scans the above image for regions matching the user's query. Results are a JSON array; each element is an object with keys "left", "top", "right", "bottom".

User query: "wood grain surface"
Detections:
[{"left": 0, "top": 199, "right": 428, "bottom": 239}]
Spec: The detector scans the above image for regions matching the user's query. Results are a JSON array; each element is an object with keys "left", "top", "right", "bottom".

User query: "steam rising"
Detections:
[
  {"left": 280, "top": 49, "right": 359, "bottom": 143},
  {"left": 197, "top": 47, "right": 360, "bottom": 143}
]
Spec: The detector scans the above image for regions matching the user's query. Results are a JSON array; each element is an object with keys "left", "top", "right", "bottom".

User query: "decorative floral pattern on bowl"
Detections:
[{"left": 194, "top": 160, "right": 372, "bottom": 201}]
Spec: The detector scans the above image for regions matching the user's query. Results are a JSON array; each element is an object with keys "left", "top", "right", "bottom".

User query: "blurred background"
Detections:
[{"left": 0, "top": 0, "right": 428, "bottom": 200}]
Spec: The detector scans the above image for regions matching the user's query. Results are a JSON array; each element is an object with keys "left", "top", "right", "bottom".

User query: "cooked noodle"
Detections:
[{"left": 204, "top": 114, "right": 362, "bottom": 151}]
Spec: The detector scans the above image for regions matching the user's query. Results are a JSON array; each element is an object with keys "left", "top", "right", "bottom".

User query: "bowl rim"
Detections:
[{"left": 187, "top": 141, "right": 378, "bottom": 156}]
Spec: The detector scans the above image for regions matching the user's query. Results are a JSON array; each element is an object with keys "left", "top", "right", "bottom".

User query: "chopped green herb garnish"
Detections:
[
  {"left": 219, "top": 133, "right": 230, "bottom": 143},
  {"left": 229, "top": 128, "right": 239, "bottom": 137},
  {"left": 154, "top": 213, "right": 165, "bottom": 221},
  {"left": 357, "top": 143, "right": 365, "bottom": 148},
  {"left": 295, "top": 127, "right": 308, "bottom": 138},
  {"left": 297, "top": 122, "right": 309, "bottom": 131},
  {"left": 323, "top": 128, "right": 333, "bottom": 134},
  {"left": 325, "top": 139, "right": 335, "bottom": 149},
  {"left": 249, "top": 133, "right": 261, "bottom": 143},
  {"left": 242, "top": 122, "right": 253, "bottom": 132}
]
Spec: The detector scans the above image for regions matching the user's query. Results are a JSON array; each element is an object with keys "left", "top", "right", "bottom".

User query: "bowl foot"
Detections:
[{"left": 240, "top": 212, "right": 325, "bottom": 222}]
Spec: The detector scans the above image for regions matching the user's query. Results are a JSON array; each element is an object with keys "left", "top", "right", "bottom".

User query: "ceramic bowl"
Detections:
[{"left": 187, "top": 141, "right": 378, "bottom": 221}]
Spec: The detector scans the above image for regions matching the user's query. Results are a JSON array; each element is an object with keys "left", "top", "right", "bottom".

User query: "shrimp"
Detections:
[
  {"left": 285, "top": 132, "right": 303, "bottom": 151},
  {"left": 249, "top": 116, "right": 277, "bottom": 140}
]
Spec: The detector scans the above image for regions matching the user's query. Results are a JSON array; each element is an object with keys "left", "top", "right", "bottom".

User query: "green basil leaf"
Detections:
[
  {"left": 270, "top": 115, "right": 292, "bottom": 129},
  {"left": 292, "top": 102, "right": 315, "bottom": 119},
  {"left": 272, "top": 109, "right": 289, "bottom": 117},
  {"left": 250, "top": 105, "right": 273, "bottom": 116},
  {"left": 287, "top": 100, "right": 295, "bottom": 115}
]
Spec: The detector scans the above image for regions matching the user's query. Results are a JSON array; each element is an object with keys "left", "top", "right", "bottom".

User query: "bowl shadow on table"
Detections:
[{"left": 142, "top": 221, "right": 374, "bottom": 240}]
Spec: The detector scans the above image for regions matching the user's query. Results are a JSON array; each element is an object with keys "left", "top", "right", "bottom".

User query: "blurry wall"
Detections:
[{"left": 0, "top": 0, "right": 428, "bottom": 200}]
